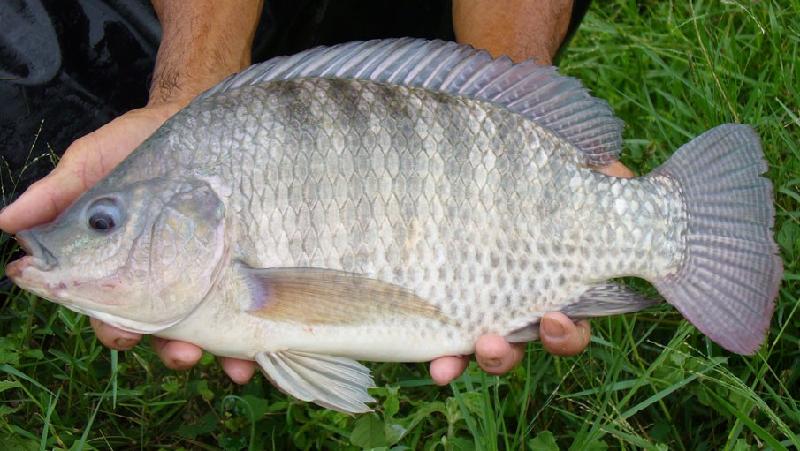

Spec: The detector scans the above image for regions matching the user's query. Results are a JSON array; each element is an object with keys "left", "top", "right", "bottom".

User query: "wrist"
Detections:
[
  {"left": 452, "top": 0, "right": 573, "bottom": 64},
  {"left": 145, "top": 95, "right": 196, "bottom": 114},
  {"left": 148, "top": 0, "right": 263, "bottom": 106}
]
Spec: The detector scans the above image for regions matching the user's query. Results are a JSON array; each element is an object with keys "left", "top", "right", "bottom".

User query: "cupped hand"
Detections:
[
  {"left": 90, "top": 318, "right": 257, "bottom": 384},
  {"left": 0, "top": 101, "right": 256, "bottom": 384}
]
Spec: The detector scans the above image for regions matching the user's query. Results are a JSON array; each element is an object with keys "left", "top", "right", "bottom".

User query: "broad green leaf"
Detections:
[
  {"left": 529, "top": 431, "right": 559, "bottom": 451},
  {"left": 350, "top": 414, "right": 386, "bottom": 448}
]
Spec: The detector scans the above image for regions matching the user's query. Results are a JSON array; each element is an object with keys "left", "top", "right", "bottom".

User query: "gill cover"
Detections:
[
  {"left": 141, "top": 179, "right": 228, "bottom": 328},
  {"left": 10, "top": 178, "right": 227, "bottom": 334}
]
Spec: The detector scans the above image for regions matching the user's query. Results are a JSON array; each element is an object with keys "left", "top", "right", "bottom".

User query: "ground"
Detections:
[{"left": 1, "top": 1, "right": 798, "bottom": 449}]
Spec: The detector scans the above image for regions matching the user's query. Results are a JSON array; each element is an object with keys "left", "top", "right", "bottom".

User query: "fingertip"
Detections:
[
  {"left": 540, "top": 312, "right": 571, "bottom": 337},
  {"left": 0, "top": 190, "right": 41, "bottom": 234},
  {"left": 0, "top": 171, "right": 78, "bottom": 234},
  {"left": 221, "top": 358, "right": 257, "bottom": 385},
  {"left": 90, "top": 318, "right": 141, "bottom": 350},
  {"left": 475, "top": 335, "right": 521, "bottom": 375},
  {"left": 540, "top": 313, "right": 590, "bottom": 357},
  {"left": 598, "top": 161, "right": 635, "bottom": 178},
  {"left": 475, "top": 334, "right": 510, "bottom": 359},
  {"left": 429, "top": 356, "right": 468, "bottom": 385},
  {"left": 154, "top": 340, "right": 203, "bottom": 370}
]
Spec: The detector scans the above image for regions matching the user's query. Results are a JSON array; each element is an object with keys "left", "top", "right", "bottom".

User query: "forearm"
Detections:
[
  {"left": 149, "top": 0, "right": 264, "bottom": 106},
  {"left": 452, "top": 0, "right": 573, "bottom": 64}
]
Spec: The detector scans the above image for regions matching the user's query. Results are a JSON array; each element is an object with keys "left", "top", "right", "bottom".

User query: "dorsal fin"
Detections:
[{"left": 198, "top": 38, "right": 623, "bottom": 166}]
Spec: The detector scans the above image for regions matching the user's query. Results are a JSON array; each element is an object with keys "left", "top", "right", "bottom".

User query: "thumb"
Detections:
[{"left": 0, "top": 159, "right": 88, "bottom": 234}]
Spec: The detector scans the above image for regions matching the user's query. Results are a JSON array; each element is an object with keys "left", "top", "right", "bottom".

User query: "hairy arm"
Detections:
[
  {"left": 148, "top": 0, "right": 263, "bottom": 107},
  {"left": 453, "top": 0, "right": 574, "bottom": 65}
]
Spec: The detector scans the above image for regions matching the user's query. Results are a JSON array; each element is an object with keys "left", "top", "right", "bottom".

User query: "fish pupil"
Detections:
[{"left": 89, "top": 213, "right": 115, "bottom": 231}]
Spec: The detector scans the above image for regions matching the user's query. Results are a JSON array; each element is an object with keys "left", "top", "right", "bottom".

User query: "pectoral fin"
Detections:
[
  {"left": 239, "top": 265, "right": 446, "bottom": 325},
  {"left": 255, "top": 350, "right": 376, "bottom": 413}
]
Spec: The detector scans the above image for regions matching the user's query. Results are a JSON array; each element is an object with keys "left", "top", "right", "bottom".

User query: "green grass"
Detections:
[{"left": 2, "top": 1, "right": 799, "bottom": 449}]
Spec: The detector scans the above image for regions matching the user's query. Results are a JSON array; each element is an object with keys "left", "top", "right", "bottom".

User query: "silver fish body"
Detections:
[
  {"left": 154, "top": 77, "right": 682, "bottom": 359},
  {"left": 8, "top": 39, "right": 782, "bottom": 413}
]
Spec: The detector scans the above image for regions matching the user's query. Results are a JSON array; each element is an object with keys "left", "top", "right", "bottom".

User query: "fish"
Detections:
[{"left": 6, "top": 39, "right": 782, "bottom": 413}]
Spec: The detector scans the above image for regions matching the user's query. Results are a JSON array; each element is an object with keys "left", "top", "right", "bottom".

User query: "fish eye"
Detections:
[
  {"left": 86, "top": 198, "right": 123, "bottom": 232},
  {"left": 89, "top": 212, "right": 115, "bottom": 230}
]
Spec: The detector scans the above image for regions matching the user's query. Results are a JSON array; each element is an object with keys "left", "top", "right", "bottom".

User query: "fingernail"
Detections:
[
  {"left": 173, "top": 358, "right": 190, "bottom": 368},
  {"left": 541, "top": 317, "right": 566, "bottom": 339},
  {"left": 484, "top": 357, "right": 502, "bottom": 368},
  {"left": 114, "top": 337, "right": 136, "bottom": 348}
]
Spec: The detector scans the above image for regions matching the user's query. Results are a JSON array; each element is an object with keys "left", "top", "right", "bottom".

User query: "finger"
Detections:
[
  {"left": 597, "top": 161, "right": 635, "bottom": 178},
  {"left": 540, "top": 312, "right": 591, "bottom": 356},
  {"left": 0, "top": 164, "right": 89, "bottom": 234},
  {"left": 152, "top": 337, "right": 203, "bottom": 370},
  {"left": 221, "top": 357, "right": 257, "bottom": 385},
  {"left": 429, "top": 355, "right": 469, "bottom": 385},
  {"left": 90, "top": 318, "right": 141, "bottom": 350},
  {"left": 475, "top": 334, "right": 525, "bottom": 375}
]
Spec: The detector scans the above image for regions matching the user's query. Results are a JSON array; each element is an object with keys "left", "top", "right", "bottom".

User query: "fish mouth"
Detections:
[
  {"left": 6, "top": 231, "right": 57, "bottom": 284},
  {"left": 13, "top": 230, "right": 57, "bottom": 271}
]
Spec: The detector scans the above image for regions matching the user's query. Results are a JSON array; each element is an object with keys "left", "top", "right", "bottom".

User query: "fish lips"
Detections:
[{"left": 7, "top": 230, "right": 58, "bottom": 286}]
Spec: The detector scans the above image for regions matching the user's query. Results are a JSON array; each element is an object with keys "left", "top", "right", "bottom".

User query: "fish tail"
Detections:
[{"left": 649, "top": 124, "right": 782, "bottom": 355}]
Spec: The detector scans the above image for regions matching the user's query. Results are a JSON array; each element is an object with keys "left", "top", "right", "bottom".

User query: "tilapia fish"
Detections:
[{"left": 7, "top": 39, "right": 782, "bottom": 413}]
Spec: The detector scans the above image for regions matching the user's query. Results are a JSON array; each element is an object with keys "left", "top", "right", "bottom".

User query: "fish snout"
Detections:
[
  {"left": 14, "top": 230, "right": 57, "bottom": 271},
  {"left": 5, "top": 256, "right": 32, "bottom": 281}
]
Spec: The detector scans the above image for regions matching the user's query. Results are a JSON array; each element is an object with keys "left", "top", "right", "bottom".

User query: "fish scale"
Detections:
[{"left": 8, "top": 39, "right": 781, "bottom": 414}]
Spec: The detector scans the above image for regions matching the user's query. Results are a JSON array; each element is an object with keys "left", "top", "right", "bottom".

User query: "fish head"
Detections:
[{"left": 6, "top": 177, "right": 227, "bottom": 333}]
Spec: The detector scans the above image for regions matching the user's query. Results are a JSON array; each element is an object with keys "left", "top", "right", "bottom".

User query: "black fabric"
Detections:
[
  {"left": 251, "top": 0, "right": 455, "bottom": 63},
  {"left": 0, "top": 0, "right": 160, "bottom": 208},
  {"left": 0, "top": 0, "right": 591, "bottom": 208}
]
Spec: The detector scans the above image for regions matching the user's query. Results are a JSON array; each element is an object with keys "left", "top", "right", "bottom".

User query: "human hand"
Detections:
[
  {"left": 90, "top": 318, "right": 257, "bottom": 384},
  {"left": 428, "top": 161, "right": 635, "bottom": 385},
  {"left": 1, "top": 0, "right": 264, "bottom": 384}
]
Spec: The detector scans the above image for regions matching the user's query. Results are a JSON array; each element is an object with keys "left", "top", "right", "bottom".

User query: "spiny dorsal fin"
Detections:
[
  {"left": 238, "top": 265, "right": 447, "bottom": 325},
  {"left": 198, "top": 38, "right": 623, "bottom": 166}
]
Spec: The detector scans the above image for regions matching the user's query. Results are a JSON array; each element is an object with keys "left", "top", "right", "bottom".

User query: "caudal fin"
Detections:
[{"left": 651, "top": 125, "right": 782, "bottom": 355}]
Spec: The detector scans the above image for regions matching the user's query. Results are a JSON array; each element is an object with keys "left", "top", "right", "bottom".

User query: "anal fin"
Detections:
[
  {"left": 505, "top": 325, "right": 540, "bottom": 343},
  {"left": 256, "top": 350, "right": 376, "bottom": 413},
  {"left": 561, "top": 282, "right": 659, "bottom": 318},
  {"left": 504, "top": 283, "right": 657, "bottom": 343}
]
